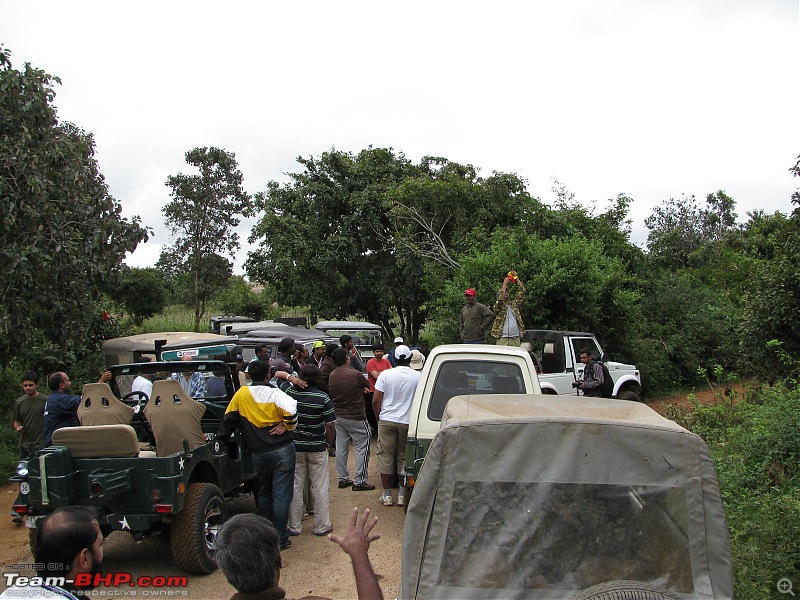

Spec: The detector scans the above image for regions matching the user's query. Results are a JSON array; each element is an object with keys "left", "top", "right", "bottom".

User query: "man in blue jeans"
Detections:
[{"left": 220, "top": 360, "right": 301, "bottom": 550}]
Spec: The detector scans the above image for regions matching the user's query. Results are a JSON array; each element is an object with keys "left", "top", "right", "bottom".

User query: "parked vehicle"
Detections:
[
  {"left": 402, "top": 344, "right": 541, "bottom": 507},
  {"left": 524, "top": 329, "right": 642, "bottom": 401},
  {"left": 10, "top": 346, "right": 257, "bottom": 575},
  {"left": 314, "top": 320, "right": 383, "bottom": 359},
  {"left": 209, "top": 315, "right": 256, "bottom": 334},
  {"left": 101, "top": 332, "right": 236, "bottom": 367},
  {"left": 401, "top": 394, "right": 733, "bottom": 599}
]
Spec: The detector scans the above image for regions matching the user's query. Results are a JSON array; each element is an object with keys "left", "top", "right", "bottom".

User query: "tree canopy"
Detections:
[{"left": 0, "top": 46, "right": 148, "bottom": 362}]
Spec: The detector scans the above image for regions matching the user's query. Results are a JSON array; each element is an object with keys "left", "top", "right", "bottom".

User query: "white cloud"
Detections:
[{"left": 3, "top": 0, "right": 797, "bottom": 273}]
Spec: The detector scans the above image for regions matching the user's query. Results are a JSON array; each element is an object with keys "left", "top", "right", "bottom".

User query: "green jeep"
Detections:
[{"left": 10, "top": 346, "right": 257, "bottom": 574}]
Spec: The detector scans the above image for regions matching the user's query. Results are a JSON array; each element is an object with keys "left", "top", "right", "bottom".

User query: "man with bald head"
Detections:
[{"left": 44, "top": 370, "right": 112, "bottom": 446}]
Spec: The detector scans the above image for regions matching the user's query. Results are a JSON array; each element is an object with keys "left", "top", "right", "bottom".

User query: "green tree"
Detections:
[
  {"left": 215, "top": 276, "right": 276, "bottom": 321},
  {"left": 0, "top": 46, "right": 148, "bottom": 360},
  {"left": 644, "top": 191, "right": 737, "bottom": 269},
  {"left": 737, "top": 156, "right": 800, "bottom": 377},
  {"left": 111, "top": 268, "right": 166, "bottom": 326},
  {"left": 430, "top": 228, "right": 640, "bottom": 354},
  {"left": 246, "top": 148, "right": 423, "bottom": 340},
  {"left": 157, "top": 250, "right": 233, "bottom": 322},
  {"left": 161, "top": 147, "right": 250, "bottom": 330}
]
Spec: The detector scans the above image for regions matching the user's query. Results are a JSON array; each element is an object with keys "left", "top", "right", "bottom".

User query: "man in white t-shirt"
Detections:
[
  {"left": 131, "top": 357, "right": 153, "bottom": 400},
  {"left": 372, "top": 345, "right": 421, "bottom": 507}
]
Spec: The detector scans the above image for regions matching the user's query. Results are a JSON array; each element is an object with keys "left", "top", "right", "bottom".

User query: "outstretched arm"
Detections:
[{"left": 330, "top": 507, "right": 384, "bottom": 600}]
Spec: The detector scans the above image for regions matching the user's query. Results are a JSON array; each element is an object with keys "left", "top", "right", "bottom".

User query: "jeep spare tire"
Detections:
[
  {"left": 571, "top": 580, "right": 680, "bottom": 599},
  {"left": 170, "top": 482, "right": 227, "bottom": 574}
]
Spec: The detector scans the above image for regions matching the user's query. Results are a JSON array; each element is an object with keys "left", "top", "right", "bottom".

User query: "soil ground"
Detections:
[{"left": 0, "top": 387, "right": 737, "bottom": 599}]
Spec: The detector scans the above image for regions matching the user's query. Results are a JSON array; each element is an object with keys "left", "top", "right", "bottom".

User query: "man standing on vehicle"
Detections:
[
  {"left": 372, "top": 345, "right": 420, "bottom": 507},
  {"left": 221, "top": 360, "right": 302, "bottom": 550},
  {"left": 576, "top": 349, "right": 605, "bottom": 398},
  {"left": 460, "top": 287, "right": 494, "bottom": 343},
  {"left": 329, "top": 348, "right": 375, "bottom": 491},
  {"left": 491, "top": 271, "right": 526, "bottom": 346},
  {"left": 11, "top": 371, "right": 48, "bottom": 524},
  {"left": 44, "top": 370, "right": 113, "bottom": 446}
]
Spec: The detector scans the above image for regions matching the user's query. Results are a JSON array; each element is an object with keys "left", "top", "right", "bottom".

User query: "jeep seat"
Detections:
[
  {"left": 540, "top": 342, "right": 561, "bottom": 374},
  {"left": 78, "top": 383, "right": 135, "bottom": 426},
  {"left": 52, "top": 424, "right": 141, "bottom": 458},
  {"left": 145, "top": 380, "right": 206, "bottom": 457}
]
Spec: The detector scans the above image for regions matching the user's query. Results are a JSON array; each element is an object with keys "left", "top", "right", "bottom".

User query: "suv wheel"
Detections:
[
  {"left": 171, "top": 482, "right": 227, "bottom": 574},
  {"left": 616, "top": 390, "right": 642, "bottom": 403}
]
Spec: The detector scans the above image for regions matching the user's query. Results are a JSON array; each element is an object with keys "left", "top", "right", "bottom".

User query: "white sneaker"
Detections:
[
  {"left": 397, "top": 494, "right": 405, "bottom": 507},
  {"left": 379, "top": 493, "right": 394, "bottom": 506}
]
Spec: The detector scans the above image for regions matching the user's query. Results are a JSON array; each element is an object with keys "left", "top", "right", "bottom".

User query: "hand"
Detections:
[
  {"left": 290, "top": 375, "right": 308, "bottom": 389},
  {"left": 99, "top": 371, "right": 113, "bottom": 383},
  {"left": 270, "top": 422, "right": 288, "bottom": 435},
  {"left": 330, "top": 507, "right": 380, "bottom": 556}
]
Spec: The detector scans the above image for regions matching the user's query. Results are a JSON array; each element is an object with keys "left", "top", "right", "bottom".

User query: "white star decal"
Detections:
[
  {"left": 178, "top": 457, "right": 185, "bottom": 470},
  {"left": 119, "top": 516, "right": 130, "bottom": 530}
]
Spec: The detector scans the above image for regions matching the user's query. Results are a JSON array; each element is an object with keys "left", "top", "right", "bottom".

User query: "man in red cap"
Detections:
[{"left": 460, "top": 287, "right": 494, "bottom": 343}]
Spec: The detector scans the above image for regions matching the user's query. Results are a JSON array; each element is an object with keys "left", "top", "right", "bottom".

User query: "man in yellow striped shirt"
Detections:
[{"left": 222, "top": 360, "right": 301, "bottom": 550}]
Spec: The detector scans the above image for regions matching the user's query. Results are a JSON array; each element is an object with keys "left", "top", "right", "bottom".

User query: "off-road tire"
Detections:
[
  {"left": 616, "top": 390, "right": 643, "bottom": 403},
  {"left": 170, "top": 482, "right": 227, "bottom": 574},
  {"left": 571, "top": 580, "right": 680, "bottom": 599}
]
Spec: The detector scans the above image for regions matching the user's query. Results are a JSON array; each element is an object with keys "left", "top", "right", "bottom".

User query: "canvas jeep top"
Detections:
[{"left": 400, "top": 394, "right": 733, "bottom": 599}]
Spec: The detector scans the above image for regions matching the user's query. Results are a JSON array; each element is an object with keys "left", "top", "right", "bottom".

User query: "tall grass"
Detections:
[{"left": 137, "top": 306, "right": 197, "bottom": 333}]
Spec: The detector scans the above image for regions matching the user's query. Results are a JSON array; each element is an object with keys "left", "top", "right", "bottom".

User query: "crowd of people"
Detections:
[{"left": 8, "top": 270, "right": 611, "bottom": 598}]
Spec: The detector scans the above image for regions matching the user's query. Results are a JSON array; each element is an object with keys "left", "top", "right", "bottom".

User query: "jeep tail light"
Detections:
[
  {"left": 13, "top": 504, "right": 28, "bottom": 515},
  {"left": 155, "top": 504, "right": 173, "bottom": 514},
  {"left": 150, "top": 489, "right": 162, "bottom": 503}
]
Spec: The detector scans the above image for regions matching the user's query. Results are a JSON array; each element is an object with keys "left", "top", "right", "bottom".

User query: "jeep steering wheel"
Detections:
[{"left": 122, "top": 390, "right": 149, "bottom": 412}]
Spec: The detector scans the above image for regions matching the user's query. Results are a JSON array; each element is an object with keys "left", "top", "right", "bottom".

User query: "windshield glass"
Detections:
[
  {"left": 428, "top": 361, "right": 525, "bottom": 421},
  {"left": 437, "top": 481, "right": 692, "bottom": 595}
]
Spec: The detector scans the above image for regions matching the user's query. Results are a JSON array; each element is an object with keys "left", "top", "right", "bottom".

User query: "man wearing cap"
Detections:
[
  {"left": 387, "top": 336, "right": 404, "bottom": 367},
  {"left": 311, "top": 340, "right": 326, "bottom": 369},
  {"left": 372, "top": 344, "right": 420, "bottom": 506},
  {"left": 460, "top": 288, "right": 494, "bottom": 344}
]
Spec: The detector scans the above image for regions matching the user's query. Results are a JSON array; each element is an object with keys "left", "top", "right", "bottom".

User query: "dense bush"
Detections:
[{"left": 666, "top": 380, "right": 800, "bottom": 596}]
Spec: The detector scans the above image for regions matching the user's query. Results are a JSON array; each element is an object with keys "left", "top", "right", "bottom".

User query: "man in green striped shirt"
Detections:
[{"left": 277, "top": 364, "right": 337, "bottom": 537}]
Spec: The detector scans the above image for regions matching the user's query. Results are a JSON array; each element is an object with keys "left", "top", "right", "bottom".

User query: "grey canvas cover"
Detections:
[{"left": 400, "top": 395, "right": 732, "bottom": 599}]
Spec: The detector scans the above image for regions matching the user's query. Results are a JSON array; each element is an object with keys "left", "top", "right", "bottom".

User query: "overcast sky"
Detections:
[{"left": 3, "top": 1, "right": 798, "bottom": 275}]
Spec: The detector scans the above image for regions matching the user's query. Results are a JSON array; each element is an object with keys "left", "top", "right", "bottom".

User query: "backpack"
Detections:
[{"left": 597, "top": 361, "right": 614, "bottom": 398}]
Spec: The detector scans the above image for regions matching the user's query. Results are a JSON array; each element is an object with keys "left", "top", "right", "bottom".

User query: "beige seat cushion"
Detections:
[
  {"left": 52, "top": 424, "right": 140, "bottom": 458},
  {"left": 145, "top": 380, "right": 206, "bottom": 457},
  {"left": 79, "top": 383, "right": 135, "bottom": 426}
]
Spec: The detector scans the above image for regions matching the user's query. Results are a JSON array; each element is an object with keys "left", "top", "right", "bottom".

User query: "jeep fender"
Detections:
[
  {"left": 613, "top": 374, "right": 640, "bottom": 396},
  {"left": 539, "top": 383, "right": 559, "bottom": 395}
]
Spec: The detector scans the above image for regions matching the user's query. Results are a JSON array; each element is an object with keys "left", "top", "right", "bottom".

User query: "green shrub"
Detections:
[{"left": 670, "top": 381, "right": 800, "bottom": 596}]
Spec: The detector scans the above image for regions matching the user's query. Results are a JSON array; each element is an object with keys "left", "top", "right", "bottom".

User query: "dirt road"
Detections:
[{"left": 1, "top": 445, "right": 405, "bottom": 599}]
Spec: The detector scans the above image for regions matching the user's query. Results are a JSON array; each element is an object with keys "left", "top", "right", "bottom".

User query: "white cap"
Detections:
[
  {"left": 394, "top": 345, "right": 412, "bottom": 360},
  {"left": 394, "top": 337, "right": 404, "bottom": 344}
]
